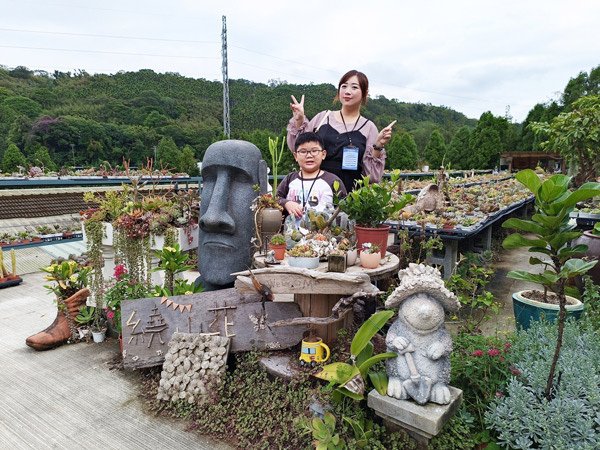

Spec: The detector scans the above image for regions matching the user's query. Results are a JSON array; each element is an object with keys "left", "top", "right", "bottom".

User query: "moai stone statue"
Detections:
[
  {"left": 384, "top": 263, "right": 460, "bottom": 405},
  {"left": 198, "top": 140, "right": 268, "bottom": 291}
]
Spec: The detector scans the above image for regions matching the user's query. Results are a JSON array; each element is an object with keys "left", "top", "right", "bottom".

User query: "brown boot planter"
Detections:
[{"left": 26, "top": 288, "right": 90, "bottom": 351}]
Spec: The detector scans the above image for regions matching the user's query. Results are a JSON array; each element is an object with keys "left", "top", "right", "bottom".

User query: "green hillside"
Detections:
[
  {"left": 1, "top": 64, "right": 596, "bottom": 173},
  {"left": 0, "top": 66, "right": 476, "bottom": 173}
]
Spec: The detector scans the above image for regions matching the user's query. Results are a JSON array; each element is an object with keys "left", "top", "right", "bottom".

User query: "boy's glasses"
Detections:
[{"left": 295, "top": 148, "right": 324, "bottom": 156}]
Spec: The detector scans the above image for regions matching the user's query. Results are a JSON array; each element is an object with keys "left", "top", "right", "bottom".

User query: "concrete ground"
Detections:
[
  {"left": 479, "top": 243, "right": 539, "bottom": 336},
  {"left": 0, "top": 271, "right": 231, "bottom": 450}
]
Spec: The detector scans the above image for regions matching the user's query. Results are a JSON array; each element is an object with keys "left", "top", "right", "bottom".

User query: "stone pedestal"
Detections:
[{"left": 367, "top": 387, "right": 462, "bottom": 448}]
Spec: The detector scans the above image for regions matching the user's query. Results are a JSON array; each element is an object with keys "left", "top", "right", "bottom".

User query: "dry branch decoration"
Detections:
[{"left": 269, "top": 291, "right": 382, "bottom": 328}]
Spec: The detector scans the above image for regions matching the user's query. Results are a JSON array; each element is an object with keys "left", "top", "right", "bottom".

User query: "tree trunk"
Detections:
[{"left": 545, "top": 279, "right": 566, "bottom": 400}]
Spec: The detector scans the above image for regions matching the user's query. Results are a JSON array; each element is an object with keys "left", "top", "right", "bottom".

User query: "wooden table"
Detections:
[{"left": 234, "top": 253, "right": 399, "bottom": 344}]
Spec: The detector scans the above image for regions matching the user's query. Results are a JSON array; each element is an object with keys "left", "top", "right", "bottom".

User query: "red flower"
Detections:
[
  {"left": 106, "top": 310, "right": 115, "bottom": 320},
  {"left": 509, "top": 365, "right": 521, "bottom": 376},
  {"left": 114, "top": 264, "right": 127, "bottom": 280},
  {"left": 471, "top": 350, "right": 484, "bottom": 357},
  {"left": 504, "top": 342, "right": 511, "bottom": 352},
  {"left": 488, "top": 348, "right": 500, "bottom": 357}
]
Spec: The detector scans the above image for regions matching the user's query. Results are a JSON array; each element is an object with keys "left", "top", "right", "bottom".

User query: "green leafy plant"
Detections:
[
  {"left": 315, "top": 310, "right": 396, "bottom": 400},
  {"left": 342, "top": 416, "right": 374, "bottom": 448},
  {"left": 445, "top": 251, "right": 500, "bottom": 333},
  {"left": 41, "top": 260, "right": 90, "bottom": 300},
  {"left": 530, "top": 94, "right": 600, "bottom": 185},
  {"left": 581, "top": 275, "right": 600, "bottom": 331},
  {"left": 268, "top": 136, "right": 286, "bottom": 192},
  {"left": 449, "top": 333, "right": 514, "bottom": 437},
  {"left": 152, "top": 244, "right": 192, "bottom": 295},
  {"left": 299, "top": 412, "right": 345, "bottom": 450},
  {"left": 502, "top": 169, "right": 600, "bottom": 399},
  {"left": 338, "top": 171, "right": 414, "bottom": 228},
  {"left": 104, "top": 264, "right": 149, "bottom": 334},
  {"left": 288, "top": 243, "right": 319, "bottom": 257},
  {"left": 269, "top": 233, "right": 286, "bottom": 245},
  {"left": 75, "top": 305, "right": 96, "bottom": 326}
]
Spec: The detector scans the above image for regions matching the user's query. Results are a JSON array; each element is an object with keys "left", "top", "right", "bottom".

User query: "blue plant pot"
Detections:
[{"left": 512, "top": 290, "right": 584, "bottom": 330}]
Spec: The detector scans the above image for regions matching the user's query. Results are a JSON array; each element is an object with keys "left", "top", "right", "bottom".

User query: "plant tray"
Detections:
[{"left": 0, "top": 276, "right": 23, "bottom": 289}]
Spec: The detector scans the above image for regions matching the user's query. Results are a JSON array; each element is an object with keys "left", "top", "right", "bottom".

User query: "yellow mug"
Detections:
[{"left": 299, "top": 338, "right": 330, "bottom": 367}]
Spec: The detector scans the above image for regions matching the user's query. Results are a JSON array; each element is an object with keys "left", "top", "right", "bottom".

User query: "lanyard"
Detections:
[
  {"left": 340, "top": 111, "right": 361, "bottom": 146},
  {"left": 301, "top": 171, "right": 320, "bottom": 208}
]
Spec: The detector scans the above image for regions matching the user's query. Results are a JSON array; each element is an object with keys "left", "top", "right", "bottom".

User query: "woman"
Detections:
[{"left": 287, "top": 69, "right": 394, "bottom": 191}]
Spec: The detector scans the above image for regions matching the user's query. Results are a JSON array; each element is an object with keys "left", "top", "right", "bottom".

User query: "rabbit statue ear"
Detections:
[{"left": 386, "top": 263, "right": 460, "bottom": 313}]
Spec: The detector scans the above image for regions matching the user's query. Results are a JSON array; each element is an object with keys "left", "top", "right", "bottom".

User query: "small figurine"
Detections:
[
  {"left": 384, "top": 263, "right": 460, "bottom": 405},
  {"left": 265, "top": 250, "right": 277, "bottom": 264}
]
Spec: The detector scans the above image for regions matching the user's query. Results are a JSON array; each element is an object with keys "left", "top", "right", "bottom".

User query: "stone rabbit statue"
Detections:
[{"left": 385, "top": 263, "right": 460, "bottom": 405}]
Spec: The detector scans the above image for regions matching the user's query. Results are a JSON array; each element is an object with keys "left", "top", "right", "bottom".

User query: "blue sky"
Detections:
[{"left": 1, "top": 0, "right": 598, "bottom": 122}]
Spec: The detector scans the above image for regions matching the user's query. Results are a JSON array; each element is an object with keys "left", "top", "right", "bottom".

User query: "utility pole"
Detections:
[{"left": 222, "top": 15, "right": 231, "bottom": 138}]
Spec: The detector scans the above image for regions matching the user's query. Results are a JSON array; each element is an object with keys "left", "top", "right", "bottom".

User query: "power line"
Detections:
[
  {"left": 0, "top": 27, "right": 218, "bottom": 44},
  {"left": 0, "top": 44, "right": 219, "bottom": 60}
]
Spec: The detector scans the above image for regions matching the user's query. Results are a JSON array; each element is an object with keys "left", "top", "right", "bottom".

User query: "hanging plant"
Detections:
[{"left": 83, "top": 219, "right": 104, "bottom": 304}]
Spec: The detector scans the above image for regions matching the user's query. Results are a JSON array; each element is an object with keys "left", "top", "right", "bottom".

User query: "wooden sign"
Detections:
[
  {"left": 121, "top": 288, "right": 307, "bottom": 369},
  {"left": 233, "top": 267, "right": 378, "bottom": 295}
]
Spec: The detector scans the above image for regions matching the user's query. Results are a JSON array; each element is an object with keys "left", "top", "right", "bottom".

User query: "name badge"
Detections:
[{"left": 342, "top": 146, "right": 359, "bottom": 171}]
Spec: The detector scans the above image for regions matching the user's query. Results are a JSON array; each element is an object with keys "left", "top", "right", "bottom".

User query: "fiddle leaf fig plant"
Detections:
[{"left": 501, "top": 169, "right": 600, "bottom": 400}]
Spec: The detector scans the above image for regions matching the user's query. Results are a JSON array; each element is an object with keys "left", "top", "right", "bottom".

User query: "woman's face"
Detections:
[{"left": 338, "top": 75, "right": 364, "bottom": 108}]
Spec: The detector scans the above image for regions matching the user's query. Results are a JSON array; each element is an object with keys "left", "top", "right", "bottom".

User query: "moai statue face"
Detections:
[
  {"left": 400, "top": 294, "right": 445, "bottom": 333},
  {"left": 198, "top": 140, "right": 267, "bottom": 290}
]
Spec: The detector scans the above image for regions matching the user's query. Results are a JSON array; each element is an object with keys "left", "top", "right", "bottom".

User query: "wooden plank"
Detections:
[
  {"left": 233, "top": 267, "right": 378, "bottom": 295},
  {"left": 295, "top": 293, "right": 353, "bottom": 344},
  {"left": 121, "top": 288, "right": 307, "bottom": 369}
]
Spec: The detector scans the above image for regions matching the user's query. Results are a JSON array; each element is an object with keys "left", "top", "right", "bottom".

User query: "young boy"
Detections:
[{"left": 277, "top": 132, "right": 347, "bottom": 218}]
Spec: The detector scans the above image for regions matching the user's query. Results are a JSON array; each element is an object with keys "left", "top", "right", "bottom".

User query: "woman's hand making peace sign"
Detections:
[{"left": 290, "top": 94, "right": 305, "bottom": 127}]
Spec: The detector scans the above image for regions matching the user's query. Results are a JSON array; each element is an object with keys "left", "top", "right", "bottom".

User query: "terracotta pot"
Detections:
[
  {"left": 355, "top": 224, "right": 390, "bottom": 257},
  {"left": 268, "top": 243, "right": 286, "bottom": 260},
  {"left": 360, "top": 252, "right": 381, "bottom": 269},
  {"left": 260, "top": 208, "right": 283, "bottom": 234},
  {"left": 573, "top": 230, "right": 600, "bottom": 285}
]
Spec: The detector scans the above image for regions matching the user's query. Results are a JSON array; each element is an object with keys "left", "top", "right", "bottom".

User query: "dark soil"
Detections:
[{"left": 522, "top": 290, "right": 578, "bottom": 305}]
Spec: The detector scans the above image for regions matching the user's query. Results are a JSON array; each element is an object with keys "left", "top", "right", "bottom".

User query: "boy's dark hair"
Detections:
[{"left": 294, "top": 132, "right": 325, "bottom": 152}]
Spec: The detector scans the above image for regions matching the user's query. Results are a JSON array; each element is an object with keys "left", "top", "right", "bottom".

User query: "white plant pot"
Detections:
[
  {"left": 287, "top": 256, "right": 320, "bottom": 269},
  {"left": 151, "top": 225, "right": 199, "bottom": 251},
  {"left": 346, "top": 249, "right": 358, "bottom": 266},
  {"left": 92, "top": 329, "right": 106, "bottom": 343}
]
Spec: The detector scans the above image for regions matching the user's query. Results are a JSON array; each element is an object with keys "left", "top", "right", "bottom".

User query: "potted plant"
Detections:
[
  {"left": 251, "top": 192, "right": 284, "bottom": 252},
  {"left": 268, "top": 233, "right": 286, "bottom": 261},
  {"left": 502, "top": 169, "right": 600, "bottom": 400},
  {"left": 338, "top": 171, "right": 413, "bottom": 257},
  {"left": 359, "top": 242, "right": 381, "bottom": 269},
  {"left": 327, "top": 249, "right": 347, "bottom": 273},
  {"left": 26, "top": 260, "right": 91, "bottom": 350},
  {"left": 287, "top": 243, "right": 320, "bottom": 269},
  {"left": 337, "top": 237, "right": 357, "bottom": 266},
  {"left": 573, "top": 222, "right": 600, "bottom": 285},
  {"left": 74, "top": 305, "right": 95, "bottom": 340}
]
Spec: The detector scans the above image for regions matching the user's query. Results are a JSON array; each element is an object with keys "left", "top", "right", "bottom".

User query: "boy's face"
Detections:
[{"left": 294, "top": 140, "right": 326, "bottom": 174}]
